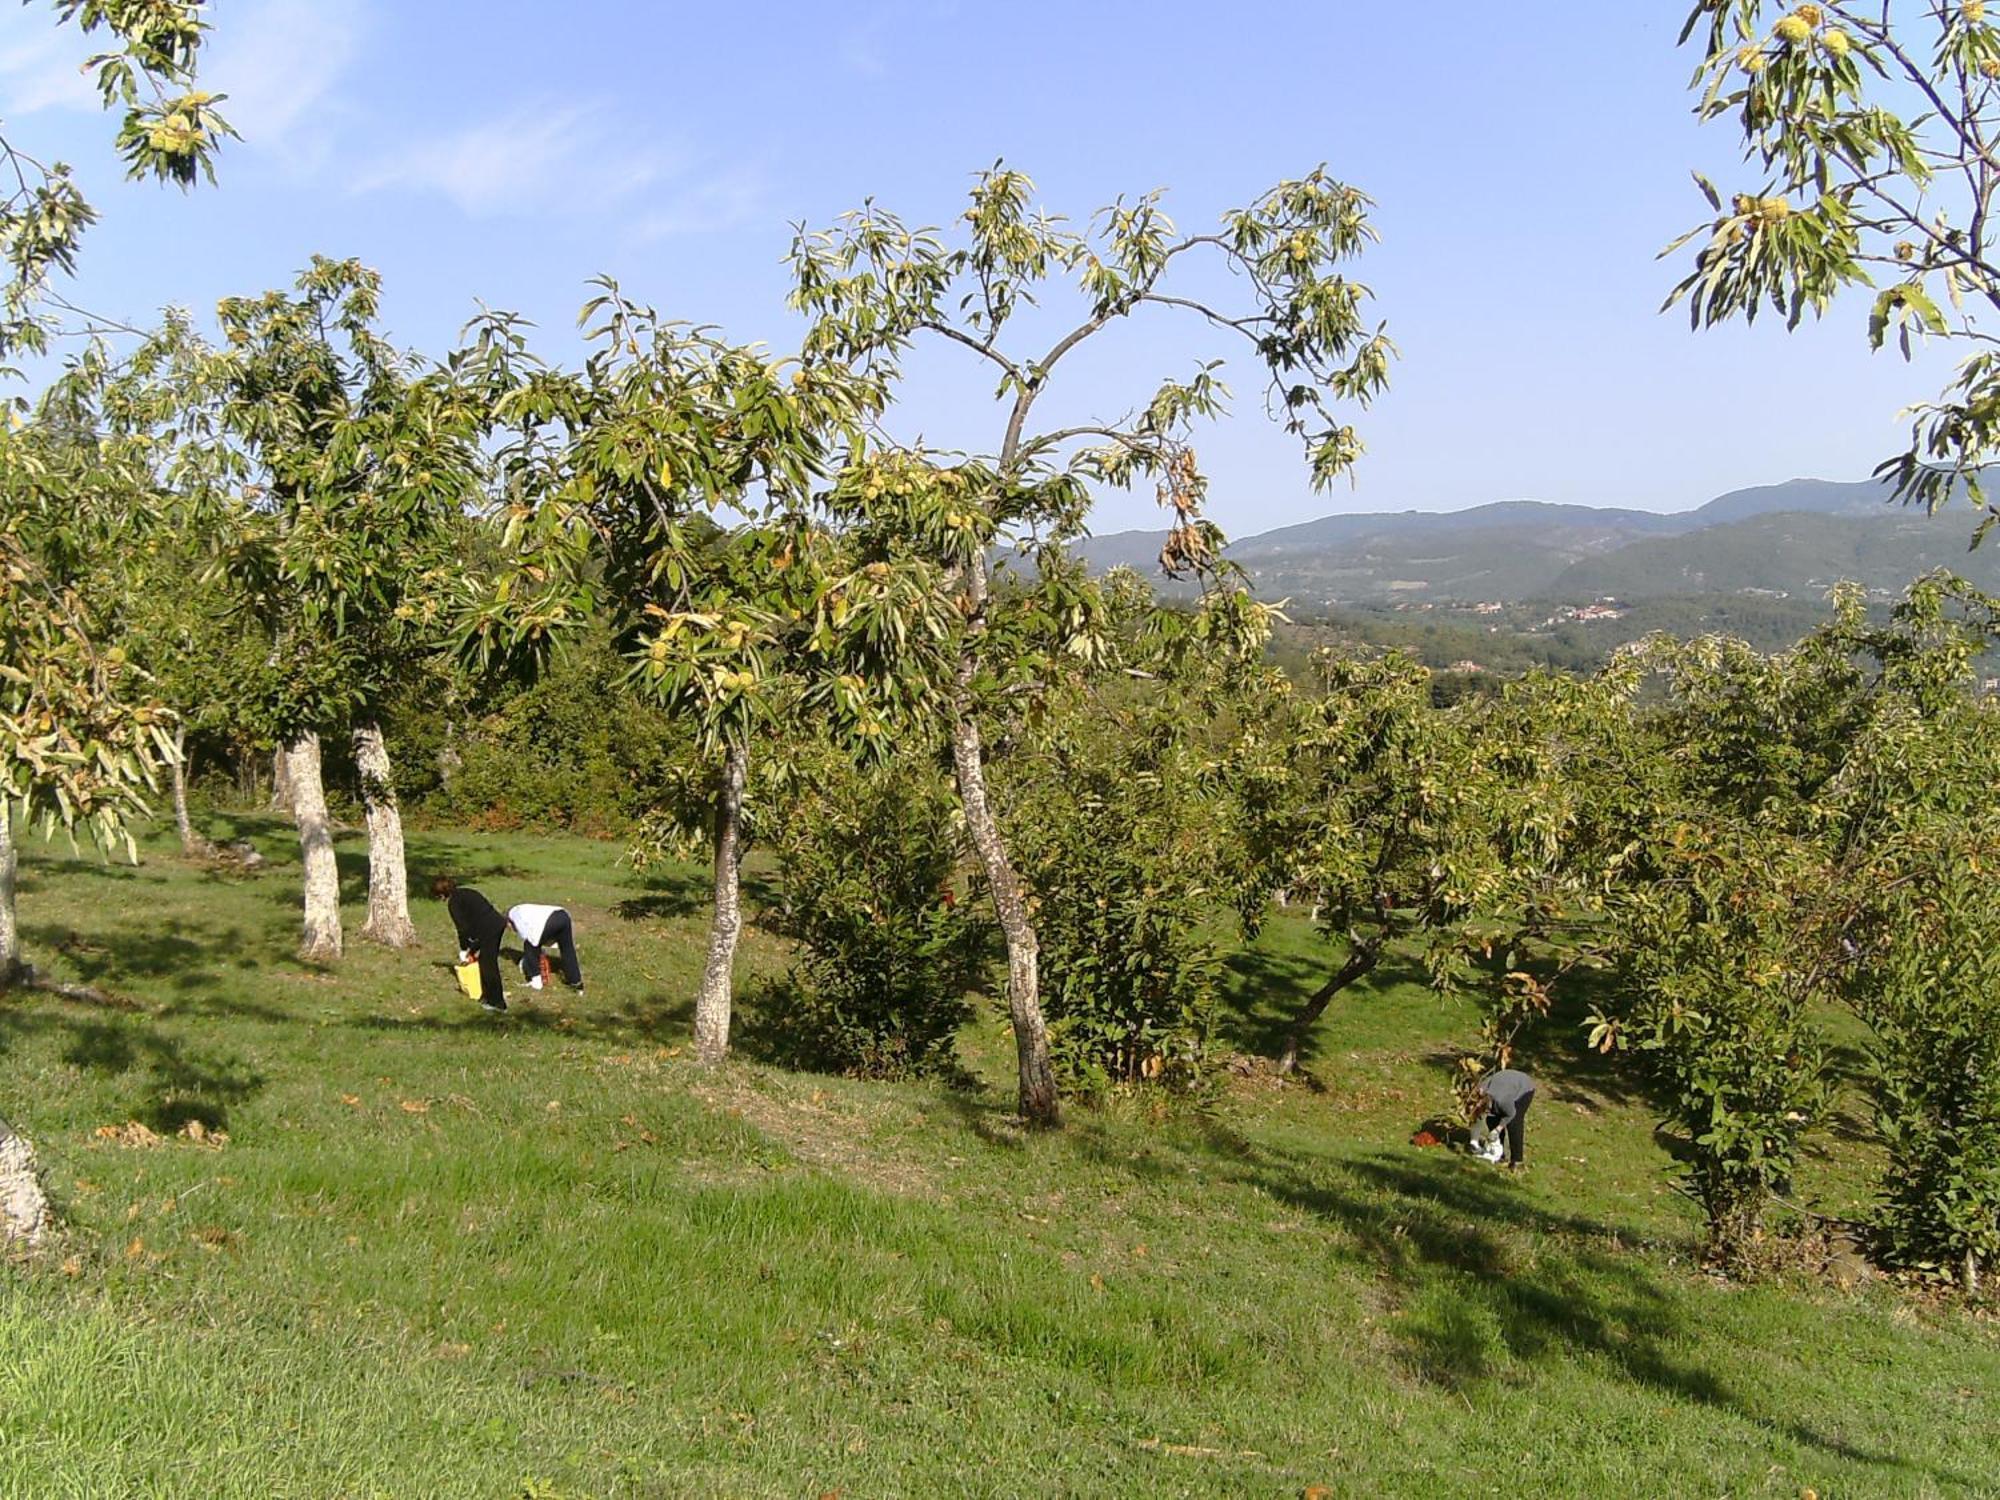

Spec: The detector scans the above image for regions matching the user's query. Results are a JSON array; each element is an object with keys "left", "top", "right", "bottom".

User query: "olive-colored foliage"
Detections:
[
  {"left": 1671, "top": 0, "right": 2000, "bottom": 533},
  {"left": 0, "top": 378, "right": 179, "bottom": 868},
  {"left": 1610, "top": 822, "right": 1835, "bottom": 1267},
  {"left": 0, "top": 531, "right": 169, "bottom": 860},
  {"left": 1444, "top": 667, "right": 1642, "bottom": 1099},
  {"left": 207, "top": 257, "right": 492, "bottom": 742},
  {"left": 758, "top": 748, "right": 988, "bottom": 1081},
  {"left": 1227, "top": 646, "right": 1520, "bottom": 1074},
  {"left": 463, "top": 283, "right": 933, "bottom": 802},
  {"left": 462, "top": 282, "right": 939, "bottom": 1062}
]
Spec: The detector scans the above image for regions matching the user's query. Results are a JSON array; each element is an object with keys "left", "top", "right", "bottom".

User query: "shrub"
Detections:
[
  {"left": 1595, "top": 827, "right": 1832, "bottom": 1269},
  {"left": 1008, "top": 712, "right": 1221, "bottom": 1094},
  {"left": 402, "top": 642, "right": 688, "bottom": 835},
  {"left": 761, "top": 755, "right": 988, "bottom": 1080},
  {"left": 1859, "top": 863, "right": 2000, "bottom": 1290}
]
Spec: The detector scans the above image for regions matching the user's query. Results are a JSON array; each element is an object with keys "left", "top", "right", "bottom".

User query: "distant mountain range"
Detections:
[{"left": 1074, "top": 477, "right": 2000, "bottom": 608}]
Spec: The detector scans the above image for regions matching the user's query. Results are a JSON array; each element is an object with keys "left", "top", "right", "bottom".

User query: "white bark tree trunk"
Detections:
[
  {"left": 287, "top": 732, "right": 343, "bottom": 963},
  {"left": 171, "top": 726, "right": 210, "bottom": 858},
  {"left": 0, "top": 1111, "right": 49, "bottom": 1249},
  {"left": 693, "top": 741, "right": 747, "bottom": 1066},
  {"left": 353, "top": 720, "right": 416, "bottom": 948},
  {"left": 0, "top": 807, "right": 19, "bottom": 986},
  {"left": 951, "top": 553, "right": 1059, "bottom": 1126}
]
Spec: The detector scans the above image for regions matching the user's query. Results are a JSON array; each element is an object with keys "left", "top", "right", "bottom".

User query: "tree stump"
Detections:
[{"left": 0, "top": 1114, "right": 50, "bottom": 1250}]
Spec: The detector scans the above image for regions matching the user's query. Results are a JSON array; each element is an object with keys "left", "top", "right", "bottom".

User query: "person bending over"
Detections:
[
  {"left": 433, "top": 875, "right": 509, "bottom": 1013},
  {"left": 508, "top": 901, "right": 583, "bottom": 993},
  {"left": 1477, "top": 1068, "right": 1536, "bottom": 1168}
]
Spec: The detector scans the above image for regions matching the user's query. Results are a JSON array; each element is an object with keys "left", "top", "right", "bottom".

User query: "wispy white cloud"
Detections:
[
  {"left": 837, "top": 0, "right": 961, "bottom": 78},
  {"left": 203, "top": 0, "right": 367, "bottom": 169},
  {"left": 357, "top": 104, "right": 761, "bottom": 236},
  {"left": 0, "top": 9, "right": 108, "bottom": 116},
  {"left": 628, "top": 164, "right": 769, "bottom": 242}
]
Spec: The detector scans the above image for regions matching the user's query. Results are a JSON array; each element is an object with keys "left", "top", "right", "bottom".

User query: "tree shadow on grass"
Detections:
[
  {"left": 0, "top": 994, "right": 266, "bottom": 1134},
  {"left": 1109, "top": 1121, "right": 1967, "bottom": 1488},
  {"left": 22, "top": 922, "right": 274, "bottom": 997},
  {"left": 15, "top": 858, "right": 143, "bottom": 884},
  {"left": 610, "top": 866, "right": 780, "bottom": 923},
  {"left": 1213, "top": 937, "right": 1328, "bottom": 1060}
]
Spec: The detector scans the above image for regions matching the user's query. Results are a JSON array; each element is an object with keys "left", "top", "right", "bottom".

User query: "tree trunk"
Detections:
[
  {"left": 171, "top": 726, "right": 211, "bottom": 857},
  {"left": 287, "top": 733, "right": 343, "bottom": 963},
  {"left": 950, "top": 556, "right": 1059, "bottom": 1126},
  {"left": 270, "top": 745, "right": 294, "bottom": 813},
  {"left": 693, "top": 741, "right": 747, "bottom": 1066},
  {"left": 353, "top": 720, "right": 417, "bottom": 948},
  {"left": 0, "top": 807, "right": 20, "bottom": 987},
  {"left": 0, "top": 1111, "right": 50, "bottom": 1249},
  {"left": 1277, "top": 944, "right": 1381, "bottom": 1075},
  {"left": 1703, "top": 1183, "right": 1768, "bottom": 1275}
]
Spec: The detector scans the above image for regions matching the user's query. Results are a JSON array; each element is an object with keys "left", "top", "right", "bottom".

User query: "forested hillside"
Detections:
[{"left": 1076, "top": 474, "right": 1995, "bottom": 615}]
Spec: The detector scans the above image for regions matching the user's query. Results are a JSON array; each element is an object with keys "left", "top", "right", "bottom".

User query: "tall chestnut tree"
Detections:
[{"left": 788, "top": 164, "right": 1394, "bottom": 1123}]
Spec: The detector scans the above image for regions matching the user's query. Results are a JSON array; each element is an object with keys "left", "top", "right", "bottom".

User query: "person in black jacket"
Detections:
[{"left": 432, "top": 876, "right": 508, "bottom": 1012}]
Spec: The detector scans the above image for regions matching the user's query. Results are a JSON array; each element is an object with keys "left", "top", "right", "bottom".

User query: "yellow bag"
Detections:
[{"left": 454, "top": 960, "right": 483, "bottom": 1001}]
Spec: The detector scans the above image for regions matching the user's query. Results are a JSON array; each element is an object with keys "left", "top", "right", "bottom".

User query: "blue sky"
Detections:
[{"left": 0, "top": 0, "right": 1959, "bottom": 537}]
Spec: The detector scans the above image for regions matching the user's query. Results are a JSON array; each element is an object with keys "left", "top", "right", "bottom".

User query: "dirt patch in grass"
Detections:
[{"left": 691, "top": 1075, "right": 937, "bottom": 1198}]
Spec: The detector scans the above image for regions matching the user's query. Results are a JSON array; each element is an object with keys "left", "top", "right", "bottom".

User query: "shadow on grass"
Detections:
[
  {"left": 21, "top": 922, "right": 275, "bottom": 997},
  {"left": 1214, "top": 936, "right": 1328, "bottom": 1060},
  {"left": 1065, "top": 1116, "right": 1962, "bottom": 1487},
  {"left": 346, "top": 980, "right": 696, "bottom": 1049},
  {"left": 611, "top": 866, "right": 780, "bottom": 923},
  {"left": 0, "top": 993, "right": 266, "bottom": 1134}
]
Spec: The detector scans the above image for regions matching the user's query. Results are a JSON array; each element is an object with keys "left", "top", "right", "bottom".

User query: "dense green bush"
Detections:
[
  {"left": 1605, "top": 829, "right": 1833, "bottom": 1267},
  {"left": 393, "top": 638, "right": 689, "bottom": 835},
  {"left": 1860, "top": 861, "right": 2000, "bottom": 1289},
  {"left": 760, "top": 754, "right": 989, "bottom": 1080},
  {"left": 1008, "top": 703, "right": 1222, "bottom": 1094}
]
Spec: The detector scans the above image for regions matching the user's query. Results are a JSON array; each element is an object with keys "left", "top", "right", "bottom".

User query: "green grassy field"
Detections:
[{"left": 2, "top": 812, "right": 1996, "bottom": 1498}]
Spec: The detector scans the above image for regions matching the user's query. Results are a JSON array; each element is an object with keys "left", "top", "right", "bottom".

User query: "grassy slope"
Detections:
[{"left": 2, "top": 815, "right": 1996, "bottom": 1499}]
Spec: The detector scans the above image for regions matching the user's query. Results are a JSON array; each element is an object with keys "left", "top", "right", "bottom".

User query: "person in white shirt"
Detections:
[{"left": 507, "top": 902, "right": 583, "bottom": 992}]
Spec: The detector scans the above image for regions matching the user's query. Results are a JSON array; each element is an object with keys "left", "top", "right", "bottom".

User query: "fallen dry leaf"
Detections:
[
  {"left": 94, "top": 1121, "right": 161, "bottom": 1148},
  {"left": 60, "top": 1256, "right": 82, "bottom": 1277},
  {"left": 340, "top": 1094, "right": 361, "bottom": 1107},
  {"left": 399, "top": 1099, "right": 429, "bottom": 1115}
]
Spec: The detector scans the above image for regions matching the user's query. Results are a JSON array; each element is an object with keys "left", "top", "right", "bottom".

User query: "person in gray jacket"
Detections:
[{"left": 1477, "top": 1069, "right": 1536, "bottom": 1168}]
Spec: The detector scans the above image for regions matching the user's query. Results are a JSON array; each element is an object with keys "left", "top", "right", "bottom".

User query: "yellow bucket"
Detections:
[{"left": 453, "top": 960, "right": 483, "bottom": 1001}]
